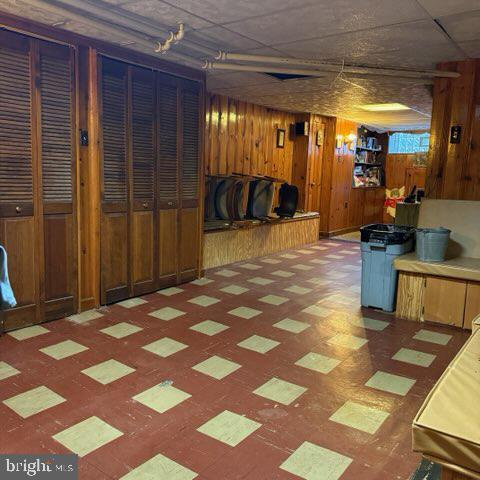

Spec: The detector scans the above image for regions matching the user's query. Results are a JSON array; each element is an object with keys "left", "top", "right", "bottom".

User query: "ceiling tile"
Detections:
[
  {"left": 188, "top": 26, "right": 264, "bottom": 51},
  {"left": 438, "top": 11, "right": 480, "bottom": 42},
  {"left": 0, "top": 0, "right": 66, "bottom": 24},
  {"left": 64, "top": 20, "right": 139, "bottom": 44},
  {"left": 206, "top": 71, "right": 278, "bottom": 89},
  {"left": 275, "top": 20, "right": 450, "bottom": 62},
  {"left": 120, "top": 0, "right": 214, "bottom": 30},
  {"left": 457, "top": 39, "right": 480, "bottom": 57},
  {"left": 160, "top": 0, "right": 318, "bottom": 25},
  {"left": 225, "top": 0, "right": 429, "bottom": 46},
  {"left": 355, "top": 43, "right": 465, "bottom": 69},
  {"left": 416, "top": 0, "right": 480, "bottom": 18}
]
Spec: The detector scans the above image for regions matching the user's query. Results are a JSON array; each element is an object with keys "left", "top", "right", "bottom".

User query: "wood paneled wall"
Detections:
[
  {"left": 384, "top": 153, "right": 426, "bottom": 222},
  {"left": 205, "top": 94, "right": 295, "bottom": 182},
  {"left": 386, "top": 154, "right": 426, "bottom": 191},
  {"left": 427, "top": 59, "right": 480, "bottom": 200},
  {"left": 292, "top": 113, "right": 335, "bottom": 212},
  {"left": 318, "top": 119, "right": 386, "bottom": 234}
]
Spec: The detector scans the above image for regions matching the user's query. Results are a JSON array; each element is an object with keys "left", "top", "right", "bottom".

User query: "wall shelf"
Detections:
[{"left": 356, "top": 146, "right": 382, "bottom": 152}]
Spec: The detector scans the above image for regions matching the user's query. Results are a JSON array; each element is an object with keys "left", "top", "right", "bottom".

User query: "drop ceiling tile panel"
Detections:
[
  {"left": 457, "top": 39, "right": 480, "bottom": 57},
  {"left": 276, "top": 20, "right": 450, "bottom": 61},
  {"left": 417, "top": 0, "right": 480, "bottom": 18},
  {"left": 120, "top": 0, "right": 214, "bottom": 30},
  {"left": 225, "top": 0, "right": 428, "bottom": 46},
  {"left": 206, "top": 72, "right": 279, "bottom": 91},
  {"left": 166, "top": 0, "right": 317, "bottom": 25},
  {"left": 64, "top": 21, "right": 136, "bottom": 45},
  {"left": 188, "top": 26, "right": 264, "bottom": 51},
  {"left": 438, "top": 11, "right": 480, "bottom": 42},
  {"left": 363, "top": 42, "right": 466, "bottom": 68},
  {"left": 0, "top": 0, "right": 67, "bottom": 25}
]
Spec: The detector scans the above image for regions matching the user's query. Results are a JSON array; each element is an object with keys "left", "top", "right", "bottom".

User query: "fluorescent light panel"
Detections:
[{"left": 359, "top": 103, "right": 411, "bottom": 112}]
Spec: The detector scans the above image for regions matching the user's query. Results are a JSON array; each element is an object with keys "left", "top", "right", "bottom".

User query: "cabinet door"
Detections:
[
  {"left": 100, "top": 59, "right": 129, "bottom": 304},
  {"left": 39, "top": 42, "right": 77, "bottom": 320},
  {"left": 424, "top": 276, "right": 467, "bottom": 327},
  {"left": 157, "top": 74, "right": 179, "bottom": 287},
  {"left": 464, "top": 282, "right": 480, "bottom": 330},
  {"left": 179, "top": 84, "right": 201, "bottom": 282},
  {"left": 0, "top": 31, "right": 38, "bottom": 330},
  {"left": 131, "top": 67, "right": 156, "bottom": 295}
]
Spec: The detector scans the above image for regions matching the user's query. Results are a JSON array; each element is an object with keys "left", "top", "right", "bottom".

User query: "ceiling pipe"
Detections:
[
  {"left": 154, "top": 23, "right": 185, "bottom": 53},
  {"left": 203, "top": 60, "right": 328, "bottom": 78},
  {"left": 203, "top": 60, "right": 435, "bottom": 84},
  {"left": 214, "top": 51, "right": 460, "bottom": 79},
  {"left": 56, "top": 0, "right": 214, "bottom": 57},
  {"left": 23, "top": 0, "right": 203, "bottom": 67}
]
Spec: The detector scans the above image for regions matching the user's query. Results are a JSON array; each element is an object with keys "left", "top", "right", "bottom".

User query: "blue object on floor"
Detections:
[
  {"left": 360, "top": 224, "right": 415, "bottom": 312},
  {"left": 0, "top": 245, "right": 17, "bottom": 309}
]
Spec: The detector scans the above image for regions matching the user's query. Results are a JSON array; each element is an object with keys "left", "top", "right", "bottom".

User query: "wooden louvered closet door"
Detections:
[
  {"left": 157, "top": 73, "right": 179, "bottom": 287},
  {"left": 100, "top": 58, "right": 129, "bottom": 304},
  {"left": 130, "top": 67, "right": 157, "bottom": 295},
  {"left": 0, "top": 31, "right": 38, "bottom": 330},
  {"left": 0, "top": 32, "right": 77, "bottom": 331},
  {"left": 38, "top": 41, "right": 77, "bottom": 320},
  {"left": 179, "top": 81, "right": 201, "bottom": 282}
]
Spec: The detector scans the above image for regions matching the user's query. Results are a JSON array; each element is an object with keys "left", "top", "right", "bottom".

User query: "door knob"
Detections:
[
  {"left": 15, "top": 206, "right": 22, "bottom": 214},
  {"left": 142, "top": 202, "right": 148, "bottom": 209},
  {"left": 167, "top": 201, "right": 173, "bottom": 206}
]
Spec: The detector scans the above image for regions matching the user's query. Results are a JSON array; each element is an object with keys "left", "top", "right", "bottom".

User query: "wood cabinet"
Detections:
[
  {"left": 99, "top": 57, "right": 202, "bottom": 304},
  {"left": 0, "top": 31, "right": 77, "bottom": 330},
  {"left": 424, "top": 277, "right": 467, "bottom": 327},
  {"left": 398, "top": 273, "right": 480, "bottom": 329}
]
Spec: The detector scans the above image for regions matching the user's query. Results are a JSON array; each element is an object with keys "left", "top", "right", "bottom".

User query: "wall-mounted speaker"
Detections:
[{"left": 294, "top": 121, "right": 309, "bottom": 136}]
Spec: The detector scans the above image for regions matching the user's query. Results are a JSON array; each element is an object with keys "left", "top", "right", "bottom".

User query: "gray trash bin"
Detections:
[{"left": 360, "top": 224, "right": 415, "bottom": 312}]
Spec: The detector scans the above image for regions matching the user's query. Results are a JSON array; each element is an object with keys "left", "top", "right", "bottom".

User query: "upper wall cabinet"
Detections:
[
  {"left": 0, "top": 31, "right": 77, "bottom": 330},
  {"left": 99, "top": 57, "right": 202, "bottom": 304}
]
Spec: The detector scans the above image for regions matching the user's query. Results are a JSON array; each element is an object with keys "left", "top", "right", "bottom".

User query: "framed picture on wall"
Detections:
[
  {"left": 276, "top": 128, "right": 285, "bottom": 148},
  {"left": 316, "top": 129, "right": 324, "bottom": 146}
]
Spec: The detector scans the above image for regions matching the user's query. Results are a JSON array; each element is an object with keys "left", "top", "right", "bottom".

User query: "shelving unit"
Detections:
[{"left": 353, "top": 130, "right": 386, "bottom": 188}]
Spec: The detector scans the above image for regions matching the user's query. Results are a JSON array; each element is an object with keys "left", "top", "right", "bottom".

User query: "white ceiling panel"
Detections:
[
  {"left": 158, "top": 0, "right": 318, "bottom": 25},
  {"left": 275, "top": 20, "right": 451, "bottom": 63},
  {"left": 121, "top": 0, "right": 214, "bottom": 30},
  {"left": 356, "top": 42, "right": 465, "bottom": 68},
  {"left": 0, "top": 0, "right": 66, "bottom": 25},
  {"left": 438, "top": 11, "right": 480, "bottom": 42},
  {"left": 416, "top": 0, "right": 480, "bottom": 18},
  {"left": 457, "top": 39, "right": 480, "bottom": 57},
  {"left": 188, "top": 26, "right": 264, "bottom": 51},
  {"left": 206, "top": 71, "right": 280, "bottom": 89},
  {"left": 223, "top": 0, "right": 429, "bottom": 46},
  {"left": 2, "top": 0, "right": 477, "bottom": 130}
]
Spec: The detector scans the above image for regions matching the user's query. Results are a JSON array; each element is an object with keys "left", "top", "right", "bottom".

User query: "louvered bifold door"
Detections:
[
  {"left": 157, "top": 73, "right": 179, "bottom": 287},
  {"left": 100, "top": 58, "right": 129, "bottom": 304},
  {"left": 0, "top": 31, "right": 38, "bottom": 330},
  {"left": 38, "top": 42, "right": 77, "bottom": 321},
  {"left": 179, "top": 80, "right": 202, "bottom": 282},
  {"left": 130, "top": 66, "right": 157, "bottom": 295}
]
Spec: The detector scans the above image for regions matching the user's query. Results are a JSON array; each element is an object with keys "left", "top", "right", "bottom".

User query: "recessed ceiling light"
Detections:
[{"left": 359, "top": 103, "right": 411, "bottom": 112}]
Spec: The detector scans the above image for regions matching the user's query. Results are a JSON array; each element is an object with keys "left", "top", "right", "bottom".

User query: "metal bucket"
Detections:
[{"left": 415, "top": 227, "right": 451, "bottom": 262}]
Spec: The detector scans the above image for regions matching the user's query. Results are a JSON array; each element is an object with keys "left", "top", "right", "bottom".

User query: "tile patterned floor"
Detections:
[{"left": 0, "top": 239, "right": 469, "bottom": 480}]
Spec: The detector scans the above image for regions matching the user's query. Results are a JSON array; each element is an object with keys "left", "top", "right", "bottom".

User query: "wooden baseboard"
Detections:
[
  {"left": 320, "top": 225, "right": 362, "bottom": 238},
  {"left": 80, "top": 297, "right": 97, "bottom": 312}
]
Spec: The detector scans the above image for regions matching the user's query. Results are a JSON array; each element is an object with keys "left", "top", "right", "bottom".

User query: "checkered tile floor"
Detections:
[{"left": 0, "top": 240, "right": 469, "bottom": 479}]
